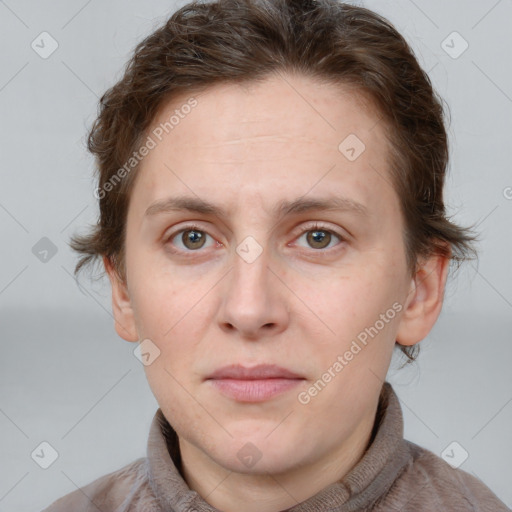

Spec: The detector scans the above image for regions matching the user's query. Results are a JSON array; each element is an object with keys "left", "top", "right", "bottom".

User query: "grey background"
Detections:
[{"left": 0, "top": 0, "right": 511, "bottom": 510}]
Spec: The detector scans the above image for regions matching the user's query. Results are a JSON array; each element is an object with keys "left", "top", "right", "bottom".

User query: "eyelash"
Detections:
[{"left": 164, "top": 222, "right": 345, "bottom": 256}]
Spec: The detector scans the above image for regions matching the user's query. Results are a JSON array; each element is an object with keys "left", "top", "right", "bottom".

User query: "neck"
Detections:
[{"left": 178, "top": 406, "right": 377, "bottom": 512}]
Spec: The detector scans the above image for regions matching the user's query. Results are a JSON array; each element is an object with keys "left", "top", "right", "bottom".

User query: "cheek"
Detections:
[
  {"left": 291, "top": 261, "right": 403, "bottom": 370},
  {"left": 126, "top": 252, "right": 192, "bottom": 333},
  {"left": 299, "top": 264, "right": 397, "bottom": 327},
  {"left": 143, "top": 357, "right": 203, "bottom": 438},
  {"left": 128, "top": 262, "right": 209, "bottom": 364}
]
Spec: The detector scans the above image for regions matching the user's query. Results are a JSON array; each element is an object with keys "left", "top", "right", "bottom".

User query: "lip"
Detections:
[
  {"left": 207, "top": 364, "right": 304, "bottom": 380},
  {"left": 206, "top": 364, "right": 305, "bottom": 402}
]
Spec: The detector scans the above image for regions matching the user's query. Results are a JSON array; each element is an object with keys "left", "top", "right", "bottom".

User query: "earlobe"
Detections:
[
  {"left": 103, "top": 255, "right": 139, "bottom": 342},
  {"left": 396, "top": 250, "right": 450, "bottom": 347}
]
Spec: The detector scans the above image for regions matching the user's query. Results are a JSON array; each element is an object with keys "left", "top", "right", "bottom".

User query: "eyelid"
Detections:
[
  {"left": 164, "top": 222, "right": 216, "bottom": 245},
  {"left": 164, "top": 221, "right": 346, "bottom": 253},
  {"left": 291, "top": 221, "right": 346, "bottom": 240},
  {"left": 289, "top": 221, "right": 346, "bottom": 252}
]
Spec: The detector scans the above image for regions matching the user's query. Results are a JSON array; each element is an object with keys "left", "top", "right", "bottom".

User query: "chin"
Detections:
[
  {"left": 210, "top": 433, "right": 304, "bottom": 475},
  {"left": 219, "top": 449, "right": 301, "bottom": 476}
]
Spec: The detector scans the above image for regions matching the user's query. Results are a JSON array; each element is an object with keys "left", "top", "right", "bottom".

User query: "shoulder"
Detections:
[
  {"left": 375, "top": 440, "right": 510, "bottom": 512},
  {"left": 41, "top": 457, "right": 158, "bottom": 512}
]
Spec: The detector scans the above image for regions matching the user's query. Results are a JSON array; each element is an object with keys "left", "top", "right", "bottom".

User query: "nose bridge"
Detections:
[
  {"left": 230, "top": 233, "right": 271, "bottom": 301},
  {"left": 228, "top": 191, "right": 272, "bottom": 282},
  {"left": 218, "top": 228, "right": 286, "bottom": 336}
]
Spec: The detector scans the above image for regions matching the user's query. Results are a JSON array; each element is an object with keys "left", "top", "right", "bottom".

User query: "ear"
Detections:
[
  {"left": 396, "top": 247, "right": 451, "bottom": 346},
  {"left": 103, "top": 255, "right": 139, "bottom": 342}
]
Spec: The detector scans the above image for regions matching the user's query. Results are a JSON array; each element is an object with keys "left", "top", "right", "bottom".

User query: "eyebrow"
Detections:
[{"left": 144, "top": 195, "right": 369, "bottom": 219}]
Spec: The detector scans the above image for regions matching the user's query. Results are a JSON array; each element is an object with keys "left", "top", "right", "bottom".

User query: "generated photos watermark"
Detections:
[
  {"left": 94, "top": 97, "right": 198, "bottom": 200},
  {"left": 297, "top": 301, "right": 403, "bottom": 405}
]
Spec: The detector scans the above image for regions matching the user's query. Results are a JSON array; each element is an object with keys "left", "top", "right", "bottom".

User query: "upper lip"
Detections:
[{"left": 207, "top": 364, "right": 304, "bottom": 380}]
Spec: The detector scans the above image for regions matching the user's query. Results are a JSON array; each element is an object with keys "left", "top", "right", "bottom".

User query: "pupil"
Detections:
[
  {"left": 185, "top": 230, "right": 204, "bottom": 248},
  {"left": 308, "top": 230, "right": 330, "bottom": 248}
]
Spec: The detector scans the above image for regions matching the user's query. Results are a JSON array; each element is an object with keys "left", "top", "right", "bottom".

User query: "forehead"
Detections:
[
  {"left": 149, "top": 74, "right": 382, "bottom": 153},
  {"left": 131, "top": 73, "right": 397, "bottom": 222}
]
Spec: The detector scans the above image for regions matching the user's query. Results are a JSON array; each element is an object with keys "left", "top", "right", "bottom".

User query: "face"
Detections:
[{"left": 107, "top": 72, "right": 447, "bottom": 477}]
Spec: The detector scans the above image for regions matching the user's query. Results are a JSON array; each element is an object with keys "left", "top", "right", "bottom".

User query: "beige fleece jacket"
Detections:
[{"left": 42, "top": 382, "right": 510, "bottom": 511}]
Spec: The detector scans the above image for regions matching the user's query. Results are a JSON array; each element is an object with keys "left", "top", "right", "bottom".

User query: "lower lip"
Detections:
[{"left": 207, "top": 378, "right": 304, "bottom": 402}]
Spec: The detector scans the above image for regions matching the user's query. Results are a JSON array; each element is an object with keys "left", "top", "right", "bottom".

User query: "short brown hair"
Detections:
[{"left": 70, "top": 0, "right": 479, "bottom": 362}]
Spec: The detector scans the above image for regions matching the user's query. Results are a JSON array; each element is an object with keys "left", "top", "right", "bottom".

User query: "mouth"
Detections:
[{"left": 205, "top": 364, "right": 305, "bottom": 402}]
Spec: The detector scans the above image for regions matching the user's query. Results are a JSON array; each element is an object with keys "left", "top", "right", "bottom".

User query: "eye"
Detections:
[
  {"left": 166, "top": 224, "right": 217, "bottom": 252},
  {"left": 164, "top": 222, "right": 345, "bottom": 255},
  {"left": 294, "top": 223, "right": 344, "bottom": 251}
]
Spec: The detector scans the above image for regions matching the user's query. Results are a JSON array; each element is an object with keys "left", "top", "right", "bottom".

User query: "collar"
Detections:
[{"left": 146, "top": 381, "right": 410, "bottom": 512}]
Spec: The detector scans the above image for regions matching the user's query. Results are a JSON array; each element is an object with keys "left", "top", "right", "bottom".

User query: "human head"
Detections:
[
  {"left": 71, "top": 0, "right": 478, "bottom": 360},
  {"left": 67, "top": 2, "right": 482, "bottom": 498}
]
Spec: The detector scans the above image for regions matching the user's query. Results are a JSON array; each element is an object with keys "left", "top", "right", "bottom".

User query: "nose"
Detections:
[{"left": 218, "top": 243, "right": 289, "bottom": 340}]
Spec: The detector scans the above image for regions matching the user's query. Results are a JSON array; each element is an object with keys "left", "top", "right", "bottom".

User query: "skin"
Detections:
[{"left": 104, "top": 72, "right": 450, "bottom": 512}]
